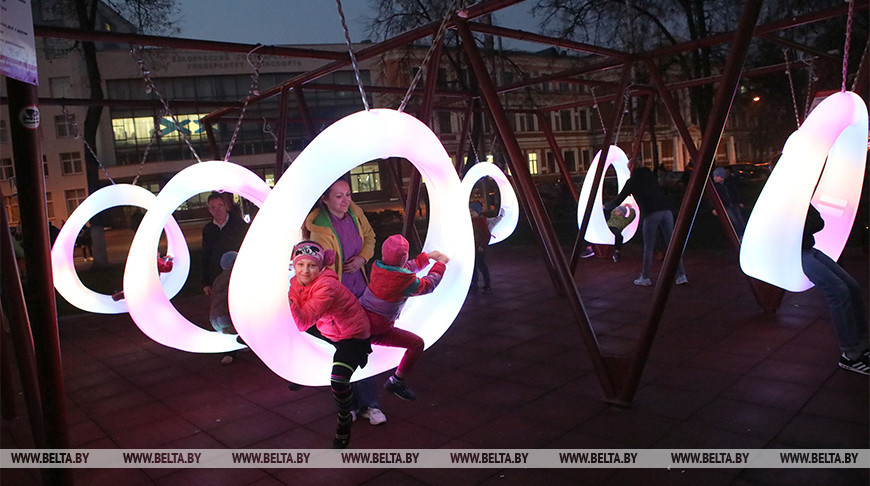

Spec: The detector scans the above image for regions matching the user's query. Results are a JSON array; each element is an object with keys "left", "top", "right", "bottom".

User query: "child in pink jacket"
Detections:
[
  {"left": 359, "top": 234, "right": 448, "bottom": 401},
  {"left": 287, "top": 240, "right": 371, "bottom": 449}
]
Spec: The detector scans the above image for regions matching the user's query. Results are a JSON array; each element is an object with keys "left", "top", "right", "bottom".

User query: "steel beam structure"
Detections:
[
  {"left": 456, "top": 18, "right": 617, "bottom": 398},
  {"left": 6, "top": 78, "right": 73, "bottom": 485},
  {"left": 620, "top": 0, "right": 766, "bottom": 403}
]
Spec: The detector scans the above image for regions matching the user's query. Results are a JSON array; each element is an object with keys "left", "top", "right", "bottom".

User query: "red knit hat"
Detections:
[
  {"left": 292, "top": 241, "right": 335, "bottom": 269},
  {"left": 381, "top": 234, "right": 409, "bottom": 267}
]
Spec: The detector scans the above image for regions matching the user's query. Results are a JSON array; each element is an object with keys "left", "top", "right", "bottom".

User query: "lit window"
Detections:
[
  {"left": 112, "top": 114, "right": 210, "bottom": 144},
  {"left": 350, "top": 162, "right": 382, "bottom": 193},
  {"left": 528, "top": 153, "right": 538, "bottom": 175},
  {"left": 4, "top": 195, "right": 19, "bottom": 224},
  {"left": 61, "top": 152, "right": 83, "bottom": 175}
]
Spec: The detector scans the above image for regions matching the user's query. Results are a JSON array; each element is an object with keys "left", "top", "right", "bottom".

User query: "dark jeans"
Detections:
[
  {"left": 608, "top": 226, "right": 624, "bottom": 250},
  {"left": 471, "top": 249, "right": 491, "bottom": 288},
  {"left": 725, "top": 204, "right": 746, "bottom": 237},
  {"left": 801, "top": 248, "right": 868, "bottom": 358},
  {"left": 641, "top": 210, "right": 685, "bottom": 280}
]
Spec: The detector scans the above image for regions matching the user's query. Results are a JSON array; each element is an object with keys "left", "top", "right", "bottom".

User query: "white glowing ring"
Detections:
[
  {"left": 740, "top": 91, "right": 868, "bottom": 291},
  {"left": 576, "top": 146, "right": 640, "bottom": 244},
  {"left": 51, "top": 184, "right": 189, "bottom": 314},
  {"left": 230, "top": 109, "right": 474, "bottom": 385},
  {"left": 123, "top": 161, "right": 272, "bottom": 352},
  {"left": 459, "top": 162, "right": 519, "bottom": 244}
]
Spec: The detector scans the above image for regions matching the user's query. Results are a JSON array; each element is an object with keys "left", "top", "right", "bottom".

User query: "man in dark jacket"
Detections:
[
  {"left": 201, "top": 192, "right": 248, "bottom": 296},
  {"left": 605, "top": 157, "right": 687, "bottom": 286}
]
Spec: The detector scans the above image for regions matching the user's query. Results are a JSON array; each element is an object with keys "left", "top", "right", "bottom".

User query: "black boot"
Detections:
[{"left": 333, "top": 412, "right": 353, "bottom": 449}]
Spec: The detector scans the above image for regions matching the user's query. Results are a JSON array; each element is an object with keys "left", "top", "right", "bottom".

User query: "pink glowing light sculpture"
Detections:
[
  {"left": 460, "top": 162, "right": 519, "bottom": 244},
  {"left": 576, "top": 146, "right": 640, "bottom": 244},
  {"left": 740, "top": 91, "right": 868, "bottom": 291},
  {"left": 123, "top": 161, "right": 271, "bottom": 352},
  {"left": 229, "top": 109, "right": 474, "bottom": 385},
  {"left": 51, "top": 184, "right": 189, "bottom": 314}
]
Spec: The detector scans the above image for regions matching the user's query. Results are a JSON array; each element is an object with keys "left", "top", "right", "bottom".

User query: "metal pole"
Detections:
[
  {"left": 646, "top": 58, "right": 784, "bottom": 312},
  {"left": 455, "top": 101, "right": 475, "bottom": 174},
  {"left": 537, "top": 111, "right": 578, "bottom": 201},
  {"left": 621, "top": 0, "right": 765, "bottom": 403},
  {"left": 0, "top": 186, "right": 46, "bottom": 444},
  {"left": 571, "top": 65, "right": 633, "bottom": 270},
  {"left": 401, "top": 37, "right": 443, "bottom": 252},
  {"left": 456, "top": 19, "right": 616, "bottom": 399},
  {"left": 631, "top": 93, "right": 655, "bottom": 157},
  {"left": 6, "top": 77, "right": 73, "bottom": 485}
]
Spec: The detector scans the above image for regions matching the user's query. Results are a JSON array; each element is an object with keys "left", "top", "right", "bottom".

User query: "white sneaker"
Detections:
[
  {"left": 633, "top": 276, "right": 652, "bottom": 286},
  {"left": 360, "top": 407, "right": 387, "bottom": 425},
  {"left": 675, "top": 275, "right": 688, "bottom": 285}
]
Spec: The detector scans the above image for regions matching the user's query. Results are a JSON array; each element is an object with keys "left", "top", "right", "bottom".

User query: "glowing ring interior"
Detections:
[
  {"left": 740, "top": 91, "right": 868, "bottom": 292},
  {"left": 51, "top": 184, "right": 190, "bottom": 314},
  {"left": 229, "top": 109, "right": 474, "bottom": 386},
  {"left": 576, "top": 146, "right": 639, "bottom": 244},
  {"left": 123, "top": 161, "right": 272, "bottom": 352},
  {"left": 459, "top": 162, "right": 519, "bottom": 244}
]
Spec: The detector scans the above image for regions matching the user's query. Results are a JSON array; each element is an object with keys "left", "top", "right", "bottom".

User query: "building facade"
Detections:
[{"left": 1, "top": 4, "right": 777, "bottom": 229}]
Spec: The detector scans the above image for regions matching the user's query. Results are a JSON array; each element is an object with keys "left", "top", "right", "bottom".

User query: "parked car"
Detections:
[{"left": 729, "top": 163, "right": 771, "bottom": 180}]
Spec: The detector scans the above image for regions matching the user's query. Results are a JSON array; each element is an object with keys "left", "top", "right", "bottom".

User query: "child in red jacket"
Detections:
[
  {"left": 359, "top": 234, "right": 449, "bottom": 401},
  {"left": 288, "top": 240, "right": 371, "bottom": 449}
]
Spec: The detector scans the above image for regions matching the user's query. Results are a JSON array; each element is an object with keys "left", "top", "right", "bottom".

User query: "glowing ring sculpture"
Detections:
[
  {"left": 576, "top": 146, "right": 639, "bottom": 244},
  {"left": 230, "top": 109, "right": 474, "bottom": 385},
  {"left": 51, "top": 184, "right": 190, "bottom": 314},
  {"left": 459, "top": 162, "right": 519, "bottom": 244},
  {"left": 740, "top": 91, "right": 868, "bottom": 292},
  {"left": 123, "top": 161, "right": 271, "bottom": 352}
]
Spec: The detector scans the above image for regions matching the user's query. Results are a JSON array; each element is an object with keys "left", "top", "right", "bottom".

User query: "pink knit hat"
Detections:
[
  {"left": 381, "top": 234, "right": 409, "bottom": 267},
  {"left": 292, "top": 241, "right": 335, "bottom": 269}
]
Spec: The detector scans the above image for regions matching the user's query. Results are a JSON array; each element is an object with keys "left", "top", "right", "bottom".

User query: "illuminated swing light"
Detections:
[
  {"left": 576, "top": 146, "right": 640, "bottom": 244},
  {"left": 740, "top": 91, "right": 868, "bottom": 292},
  {"left": 123, "top": 161, "right": 271, "bottom": 352},
  {"left": 460, "top": 162, "right": 519, "bottom": 244},
  {"left": 51, "top": 184, "right": 189, "bottom": 314},
  {"left": 229, "top": 109, "right": 474, "bottom": 386}
]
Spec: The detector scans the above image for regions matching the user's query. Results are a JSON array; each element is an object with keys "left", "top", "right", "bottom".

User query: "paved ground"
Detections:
[{"left": 2, "top": 241, "right": 868, "bottom": 485}]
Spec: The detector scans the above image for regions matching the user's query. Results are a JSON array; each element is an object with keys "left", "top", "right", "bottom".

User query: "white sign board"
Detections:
[{"left": 0, "top": 0, "right": 38, "bottom": 85}]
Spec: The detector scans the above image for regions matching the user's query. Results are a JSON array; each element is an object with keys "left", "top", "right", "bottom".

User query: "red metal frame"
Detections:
[{"left": 5, "top": 2, "right": 864, "bottom": 429}]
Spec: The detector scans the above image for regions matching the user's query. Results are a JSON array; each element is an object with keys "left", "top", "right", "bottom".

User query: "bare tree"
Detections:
[
  {"left": 40, "top": 0, "right": 178, "bottom": 267},
  {"left": 533, "top": 0, "right": 863, "bottom": 136}
]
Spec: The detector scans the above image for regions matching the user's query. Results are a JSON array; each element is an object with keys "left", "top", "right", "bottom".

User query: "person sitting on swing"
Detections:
[
  {"left": 359, "top": 234, "right": 449, "bottom": 401},
  {"left": 287, "top": 240, "right": 372, "bottom": 449}
]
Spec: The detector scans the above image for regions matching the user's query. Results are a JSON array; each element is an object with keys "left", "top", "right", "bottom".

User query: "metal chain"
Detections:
[
  {"left": 590, "top": 87, "right": 607, "bottom": 136},
  {"left": 61, "top": 105, "right": 115, "bottom": 184},
  {"left": 130, "top": 47, "right": 202, "bottom": 163},
  {"left": 782, "top": 48, "right": 801, "bottom": 128},
  {"left": 335, "top": 0, "right": 370, "bottom": 111},
  {"left": 803, "top": 58, "right": 816, "bottom": 119},
  {"left": 224, "top": 45, "right": 264, "bottom": 161},
  {"left": 131, "top": 109, "right": 165, "bottom": 186},
  {"left": 469, "top": 137, "right": 482, "bottom": 165},
  {"left": 262, "top": 117, "right": 292, "bottom": 166},
  {"left": 841, "top": 0, "right": 855, "bottom": 92},
  {"left": 398, "top": 0, "right": 459, "bottom": 113},
  {"left": 851, "top": 38, "right": 869, "bottom": 92},
  {"left": 613, "top": 91, "right": 629, "bottom": 143}
]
